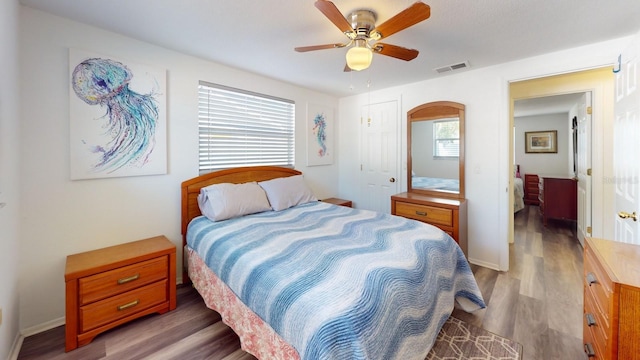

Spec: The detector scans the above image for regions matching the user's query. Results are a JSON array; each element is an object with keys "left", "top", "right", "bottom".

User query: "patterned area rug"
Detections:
[{"left": 426, "top": 316, "right": 523, "bottom": 360}]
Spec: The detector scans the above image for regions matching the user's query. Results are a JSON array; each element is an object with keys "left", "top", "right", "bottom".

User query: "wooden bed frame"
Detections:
[{"left": 180, "top": 166, "right": 301, "bottom": 281}]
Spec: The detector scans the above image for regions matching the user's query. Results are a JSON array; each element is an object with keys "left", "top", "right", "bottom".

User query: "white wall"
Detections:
[
  {"left": 0, "top": 0, "right": 21, "bottom": 357},
  {"left": 514, "top": 113, "right": 571, "bottom": 176},
  {"left": 18, "top": 7, "right": 339, "bottom": 331},
  {"left": 339, "top": 36, "right": 631, "bottom": 270}
]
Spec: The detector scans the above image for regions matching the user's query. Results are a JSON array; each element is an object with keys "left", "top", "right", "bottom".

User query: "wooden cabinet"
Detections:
[
  {"left": 538, "top": 176, "right": 577, "bottom": 225},
  {"left": 391, "top": 192, "right": 467, "bottom": 256},
  {"left": 322, "top": 197, "right": 352, "bottom": 208},
  {"left": 583, "top": 237, "right": 640, "bottom": 360},
  {"left": 65, "top": 235, "right": 177, "bottom": 351},
  {"left": 524, "top": 174, "right": 539, "bottom": 205}
]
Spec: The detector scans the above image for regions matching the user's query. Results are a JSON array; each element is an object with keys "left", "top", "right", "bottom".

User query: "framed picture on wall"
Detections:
[
  {"left": 306, "top": 103, "right": 334, "bottom": 166},
  {"left": 69, "top": 48, "right": 167, "bottom": 180},
  {"left": 525, "top": 130, "right": 557, "bottom": 153}
]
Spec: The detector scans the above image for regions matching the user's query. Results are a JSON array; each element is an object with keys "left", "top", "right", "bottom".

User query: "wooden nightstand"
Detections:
[
  {"left": 64, "top": 235, "right": 176, "bottom": 351},
  {"left": 322, "top": 197, "right": 352, "bottom": 207}
]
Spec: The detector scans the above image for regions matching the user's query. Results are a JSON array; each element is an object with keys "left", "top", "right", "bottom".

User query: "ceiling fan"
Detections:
[{"left": 295, "top": 0, "right": 431, "bottom": 71}]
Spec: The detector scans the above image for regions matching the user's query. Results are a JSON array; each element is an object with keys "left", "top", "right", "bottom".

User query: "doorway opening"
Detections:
[{"left": 506, "top": 66, "right": 616, "bottom": 270}]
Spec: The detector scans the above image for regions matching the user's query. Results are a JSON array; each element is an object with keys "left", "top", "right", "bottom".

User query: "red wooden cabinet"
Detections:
[
  {"left": 524, "top": 174, "right": 540, "bottom": 205},
  {"left": 538, "top": 176, "right": 577, "bottom": 225}
]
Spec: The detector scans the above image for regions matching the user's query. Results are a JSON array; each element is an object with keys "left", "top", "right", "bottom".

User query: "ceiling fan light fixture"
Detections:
[
  {"left": 346, "top": 45, "right": 373, "bottom": 71},
  {"left": 299, "top": 0, "right": 431, "bottom": 72}
]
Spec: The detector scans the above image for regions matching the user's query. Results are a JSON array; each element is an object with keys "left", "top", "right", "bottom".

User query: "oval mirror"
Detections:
[{"left": 407, "top": 101, "right": 465, "bottom": 199}]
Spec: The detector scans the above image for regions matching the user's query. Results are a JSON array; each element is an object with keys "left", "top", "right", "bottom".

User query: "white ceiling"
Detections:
[{"left": 19, "top": 0, "right": 640, "bottom": 97}]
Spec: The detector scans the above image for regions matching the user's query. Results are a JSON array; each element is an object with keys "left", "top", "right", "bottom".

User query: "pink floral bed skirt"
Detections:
[{"left": 187, "top": 247, "right": 300, "bottom": 360}]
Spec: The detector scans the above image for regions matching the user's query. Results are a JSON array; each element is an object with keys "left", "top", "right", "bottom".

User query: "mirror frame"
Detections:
[{"left": 407, "top": 101, "right": 465, "bottom": 199}]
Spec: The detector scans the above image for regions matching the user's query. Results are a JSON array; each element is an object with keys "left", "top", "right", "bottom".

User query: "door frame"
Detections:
[{"left": 504, "top": 67, "right": 615, "bottom": 270}]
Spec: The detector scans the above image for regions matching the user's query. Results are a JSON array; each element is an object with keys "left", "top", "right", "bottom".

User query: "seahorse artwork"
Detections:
[
  {"left": 312, "top": 112, "right": 327, "bottom": 157},
  {"left": 71, "top": 57, "right": 159, "bottom": 174}
]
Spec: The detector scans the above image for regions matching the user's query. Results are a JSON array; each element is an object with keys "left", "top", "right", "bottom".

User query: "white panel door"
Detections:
[
  {"left": 576, "top": 92, "right": 592, "bottom": 247},
  {"left": 614, "top": 34, "right": 640, "bottom": 244},
  {"left": 360, "top": 101, "right": 399, "bottom": 213}
]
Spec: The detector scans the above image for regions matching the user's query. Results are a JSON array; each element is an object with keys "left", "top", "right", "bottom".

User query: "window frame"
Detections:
[
  {"left": 197, "top": 81, "right": 295, "bottom": 174},
  {"left": 432, "top": 119, "right": 460, "bottom": 159}
]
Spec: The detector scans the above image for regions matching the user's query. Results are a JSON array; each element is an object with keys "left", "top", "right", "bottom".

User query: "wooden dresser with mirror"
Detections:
[{"left": 391, "top": 101, "right": 467, "bottom": 256}]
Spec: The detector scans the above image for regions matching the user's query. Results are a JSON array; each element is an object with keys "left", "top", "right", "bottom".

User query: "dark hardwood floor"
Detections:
[{"left": 18, "top": 205, "right": 585, "bottom": 360}]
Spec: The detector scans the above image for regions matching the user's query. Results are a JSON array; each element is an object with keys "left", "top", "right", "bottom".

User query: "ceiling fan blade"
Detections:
[
  {"left": 315, "top": 0, "right": 355, "bottom": 36},
  {"left": 371, "top": 2, "right": 430, "bottom": 40},
  {"left": 373, "top": 43, "right": 419, "bottom": 61},
  {"left": 295, "top": 43, "right": 348, "bottom": 52}
]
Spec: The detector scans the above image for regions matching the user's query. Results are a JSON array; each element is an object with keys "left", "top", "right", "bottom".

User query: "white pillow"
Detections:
[
  {"left": 197, "top": 181, "right": 272, "bottom": 222},
  {"left": 258, "top": 175, "right": 317, "bottom": 211}
]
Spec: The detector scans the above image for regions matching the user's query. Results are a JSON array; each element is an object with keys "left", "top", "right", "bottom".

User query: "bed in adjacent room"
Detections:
[
  {"left": 514, "top": 176, "right": 525, "bottom": 213},
  {"left": 181, "top": 166, "right": 485, "bottom": 360}
]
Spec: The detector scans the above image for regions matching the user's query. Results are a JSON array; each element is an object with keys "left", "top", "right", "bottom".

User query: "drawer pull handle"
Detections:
[
  {"left": 586, "top": 272, "right": 597, "bottom": 286},
  {"left": 415, "top": 211, "right": 427, "bottom": 216},
  {"left": 117, "top": 299, "right": 140, "bottom": 311},
  {"left": 117, "top": 274, "right": 140, "bottom": 285},
  {"left": 584, "top": 343, "right": 595, "bottom": 357},
  {"left": 586, "top": 313, "right": 596, "bottom": 326}
]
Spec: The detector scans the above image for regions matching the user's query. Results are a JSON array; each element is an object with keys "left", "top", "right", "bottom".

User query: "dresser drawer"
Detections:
[
  {"left": 525, "top": 193, "right": 538, "bottom": 201},
  {"left": 394, "top": 201, "right": 453, "bottom": 227},
  {"left": 584, "top": 288, "right": 609, "bottom": 358},
  {"left": 583, "top": 313, "right": 603, "bottom": 360},
  {"left": 80, "top": 280, "right": 168, "bottom": 333},
  {"left": 79, "top": 256, "right": 168, "bottom": 306},
  {"left": 584, "top": 247, "right": 613, "bottom": 328}
]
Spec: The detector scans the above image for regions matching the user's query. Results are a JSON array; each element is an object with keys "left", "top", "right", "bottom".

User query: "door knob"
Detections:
[
  {"left": 618, "top": 211, "right": 638, "bottom": 221},
  {"left": 389, "top": 177, "right": 396, "bottom": 183}
]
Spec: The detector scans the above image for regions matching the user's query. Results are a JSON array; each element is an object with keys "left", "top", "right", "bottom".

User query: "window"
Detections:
[
  {"left": 198, "top": 81, "right": 295, "bottom": 174},
  {"left": 433, "top": 119, "right": 459, "bottom": 158}
]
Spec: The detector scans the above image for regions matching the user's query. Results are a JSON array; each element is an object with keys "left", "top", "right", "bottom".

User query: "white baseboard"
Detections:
[
  {"left": 468, "top": 257, "right": 500, "bottom": 271},
  {"left": 7, "top": 332, "right": 23, "bottom": 360},
  {"left": 21, "top": 317, "right": 65, "bottom": 337},
  {"left": 7, "top": 317, "right": 65, "bottom": 360}
]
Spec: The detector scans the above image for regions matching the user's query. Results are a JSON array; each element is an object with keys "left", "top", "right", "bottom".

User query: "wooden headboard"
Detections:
[
  {"left": 181, "top": 166, "right": 301, "bottom": 282},
  {"left": 181, "top": 166, "right": 301, "bottom": 245}
]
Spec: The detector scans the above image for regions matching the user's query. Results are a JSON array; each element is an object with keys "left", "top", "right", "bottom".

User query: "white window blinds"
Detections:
[
  {"left": 198, "top": 82, "right": 295, "bottom": 174},
  {"left": 433, "top": 119, "right": 459, "bottom": 158}
]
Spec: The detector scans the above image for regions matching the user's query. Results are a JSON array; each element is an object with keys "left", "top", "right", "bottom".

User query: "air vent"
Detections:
[{"left": 434, "top": 61, "right": 470, "bottom": 74}]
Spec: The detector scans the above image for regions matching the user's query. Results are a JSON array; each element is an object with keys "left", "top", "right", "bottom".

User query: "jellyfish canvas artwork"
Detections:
[
  {"left": 69, "top": 49, "right": 167, "bottom": 180},
  {"left": 307, "top": 104, "right": 334, "bottom": 166}
]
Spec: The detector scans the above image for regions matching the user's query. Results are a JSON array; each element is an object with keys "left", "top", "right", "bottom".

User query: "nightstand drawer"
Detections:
[
  {"left": 80, "top": 280, "right": 167, "bottom": 333},
  {"left": 79, "top": 256, "right": 168, "bottom": 306},
  {"left": 394, "top": 201, "right": 453, "bottom": 227}
]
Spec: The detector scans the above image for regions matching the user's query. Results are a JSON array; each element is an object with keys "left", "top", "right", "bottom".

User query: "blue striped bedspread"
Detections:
[
  {"left": 187, "top": 201, "right": 485, "bottom": 360},
  {"left": 412, "top": 176, "right": 460, "bottom": 192}
]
